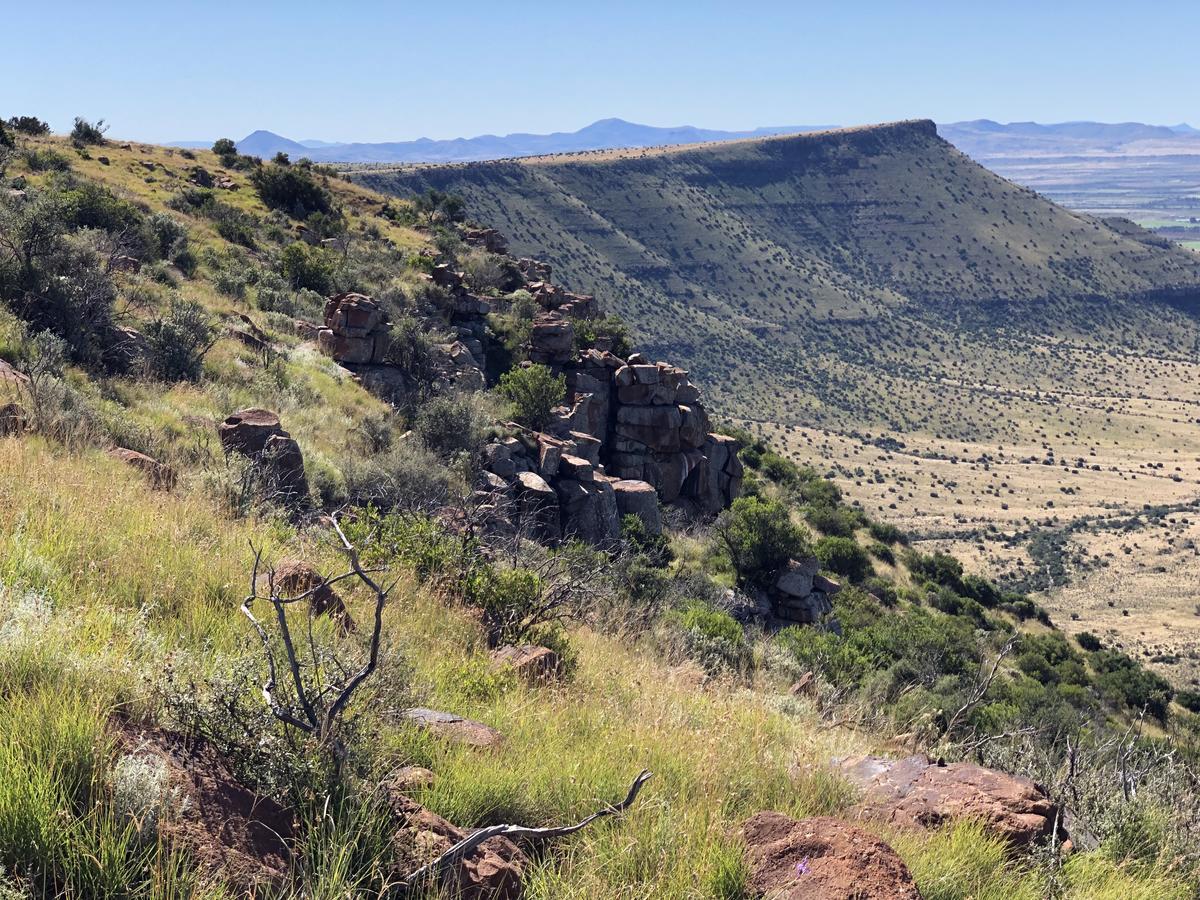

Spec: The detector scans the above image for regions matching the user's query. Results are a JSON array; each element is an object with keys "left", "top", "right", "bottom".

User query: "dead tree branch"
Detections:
[
  {"left": 402, "top": 770, "right": 653, "bottom": 891},
  {"left": 239, "top": 514, "right": 394, "bottom": 747}
]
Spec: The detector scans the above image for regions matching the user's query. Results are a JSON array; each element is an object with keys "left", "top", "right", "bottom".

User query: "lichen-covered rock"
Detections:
[
  {"left": 489, "top": 644, "right": 562, "bottom": 681},
  {"left": 838, "top": 754, "right": 1065, "bottom": 848},
  {"left": 402, "top": 708, "right": 505, "bottom": 749}
]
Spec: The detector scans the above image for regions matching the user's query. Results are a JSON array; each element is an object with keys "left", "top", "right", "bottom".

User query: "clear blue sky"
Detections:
[{"left": 3, "top": 0, "right": 1196, "bottom": 143}]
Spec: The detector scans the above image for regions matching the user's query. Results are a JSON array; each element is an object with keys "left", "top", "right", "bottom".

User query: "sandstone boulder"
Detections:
[
  {"left": 402, "top": 708, "right": 505, "bottom": 749},
  {"left": 742, "top": 812, "right": 922, "bottom": 900},
  {"left": 386, "top": 792, "right": 525, "bottom": 899},
  {"left": 489, "top": 644, "right": 562, "bottom": 681},
  {"left": 218, "top": 408, "right": 286, "bottom": 456},
  {"left": 267, "top": 559, "right": 356, "bottom": 633},
  {"left": 528, "top": 314, "right": 575, "bottom": 364},
  {"left": 108, "top": 447, "right": 176, "bottom": 491},
  {"left": 615, "top": 405, "right": 682, "bottom": 453},
  {"left": 317, "top": 293, "right": 390, "bottom": 365},
  {"left": 838, "top": 754, "right": 1064, "bottom": 848},
  {"left": 776, "top": 557, "right": 820, "bottom": 599},
  {"left": 613, "top": 479, "right": 662, "bottom": 535},
  {"left": 0, "top": 359, "right": 29, "bottom": 386},
  {"left": 515, "top": 471, "right": 560, "bottom": 542}
]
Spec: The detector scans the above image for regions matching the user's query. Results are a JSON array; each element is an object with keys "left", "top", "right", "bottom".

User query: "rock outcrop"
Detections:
[
  {"left": 742, "top": 812, "right": 922, "bottom": 899},
  {"left": 266, "top": 559, "right": 356, "bottom": 633},
  {"left": 317, "top": 292, "right": 390, "bottom": 365},
  {"left": 217, "top": 408, "right": 308, "bottom": 502},
  {"left": 115, "top": 724, "right": 295, "bottom": 893},
  {"left": 838, "top": 754, "right": 1065, "bottom": 848},
  {"left": 477, "top": 307, "right": 742, "bottom": 545},
  {"left": 771, "top": 557, "right": 840, "bottom": 623},
  {"left": 489, "top": 644, "right": 562, "bottom": 681},
  {"left": 386, "top": 792, "right": 525, "bottom": 899}
]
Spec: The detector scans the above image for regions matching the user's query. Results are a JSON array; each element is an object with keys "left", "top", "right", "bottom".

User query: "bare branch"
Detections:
[{"left": 403, "top": 770, "right": 653, "bottom": 890}]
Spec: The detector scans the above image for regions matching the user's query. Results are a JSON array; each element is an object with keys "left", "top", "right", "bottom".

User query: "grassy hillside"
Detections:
[{"left": 2, "top": 121, "right": 1199, "bottom": 897}]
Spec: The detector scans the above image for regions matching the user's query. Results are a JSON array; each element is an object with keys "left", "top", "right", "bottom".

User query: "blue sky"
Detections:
[{"left": 2, "top": 0, "right": 1196, "bottom": 143}]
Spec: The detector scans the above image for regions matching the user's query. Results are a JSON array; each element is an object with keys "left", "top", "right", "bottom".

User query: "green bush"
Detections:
[
  {"left": 1177, "top": 690, "right": 1200, "bottom": 714},
  {"left": 19, "top": 147, "right": 70, "bottom": 172},
  {"left": 867, "top": 520, "right": 907, "bottom": 545},
  {"left": 250, "top": 162, "right": 333, "bottom": 218},
  {"left": 714, "top": 495, "right": 810, "bottom": 587},
  {"left": 676, "top": 603, "right": 743, "bottom": 645},
  {"left": 497, "top": 363, "right": 565, "bottom": 431},
  {"left": 7, "top": 116, "right": 50, "bottom": 135},
  {"left": 803, "top": 502, "right": 861, "bottom": 538},
  {"left": 1076, "top": 631, "right": 1102, "bottom": 652},
  {"left": 414, "top": 394, "right": 487, "bottom": 458},
  {"left": 814, "top": 536, "right": 873, "bottom": 583},
  {"left": 280, "top": 242, "right": 335, "bottom": 293},
  {"left": 70, "top": 117, "right": 107, "bottom": 145},
  {"left": 141, "top": 299, "right": 214, "bottom": 381},
  {"left": 1092, "top": 650, "right": 1173, "bottom": 720}
]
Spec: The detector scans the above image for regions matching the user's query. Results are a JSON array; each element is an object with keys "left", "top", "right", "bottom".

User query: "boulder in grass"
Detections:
[
  {"left": 742, "top": 812, "right": 922, "bottom": 899},
  {"left": 838, "top": 754, "right": 1064, "bottom": 848},
  {"left": 402, "top": 708, "right": 505, "bottom": 749}
]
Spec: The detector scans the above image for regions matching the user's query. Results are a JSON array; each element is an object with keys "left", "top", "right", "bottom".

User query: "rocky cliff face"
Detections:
[{"left": 310, "top": 226, "right": 742, "bottom": 546}]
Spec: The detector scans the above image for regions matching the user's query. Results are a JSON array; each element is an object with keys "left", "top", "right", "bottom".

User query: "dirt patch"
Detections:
[{"left": 113, "top": 722, "right": 295, "bottom": 892}]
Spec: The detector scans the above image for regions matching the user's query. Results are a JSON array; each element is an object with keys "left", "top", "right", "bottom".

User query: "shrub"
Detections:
[
  {"left": 676, "top": 603, "right": 743, "bottom": 645},
  {"left": 212, "top": 138, "right": 237, "bottom": 162},
  {"left": 867, "top": 520, "right": 907, "bottom": 545},
  {"left": 460, "top": 250, "right": 506, "bottom": 292},
  {"left": 141, "top": 298, "right": 214, "bottom": 381},
  {"left": 714, "top": 495, "right": 811, "bottom": 587},
  {"left": 147, "top": 212, "right": 189, "bottom": 261},
  {"left": 1076, "top": 631, "right": 1103, "bottom": 652},
  {"left": 250, "top": 162, "right": 333, "bottom": 218},
  {"left": 70, "top": 117, "right": 107, "bottom": 145},
  {"left": 8, "top": 116, "right": 50, "bottom": 135},
  {"left": 341, "top": 441, "right": 457, "bottom": 512},
  {"left": 574, "top": 314, "right": 633, "bottom": 358},
  {"left": 814, "top": 536, "right": 873, "bottom": 583},
  {"left": 280, "top": 242, "right": 335, "bottom": 293},
  {"left": 803, "top": 502, "right": 861, "bottom": 538},
  {"left": 866, "top": 540, "right": 895, "bottom": 565},
  {"left": 1092, "top": 650, "right": 1173, "bottom": 720},
  {"left": 412, "top": 189, "right": 465, "bottom": 226},
  {"left": 1177, "top": 690, "right": 1200, "bottom": 714},
  {"left": 414, "top": 393, "right": 487, "bottom": 458},
  {"left": 497, "top": 363, "right": 565, "bottom": 431},
  {"left": 19, "top": 147, "right": 70, "bottom": 172}
]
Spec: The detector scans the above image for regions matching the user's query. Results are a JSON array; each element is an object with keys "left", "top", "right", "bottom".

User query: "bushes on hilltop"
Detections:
[
  {"left": 70, "top": 116, "right": 107, "bottom": 145},
  {"left": 250, "top": 160, "right": 333, "bottom": 219},
  {"left": 7, "top": 115, "right": 50, "bottom": 135}
]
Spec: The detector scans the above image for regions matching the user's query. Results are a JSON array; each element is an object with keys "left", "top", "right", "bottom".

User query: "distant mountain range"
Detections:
[{"left": 169, "top": 117, "right": 1200, "bottom": 166}]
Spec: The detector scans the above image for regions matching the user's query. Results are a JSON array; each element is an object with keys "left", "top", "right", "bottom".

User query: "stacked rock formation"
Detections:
[
  {"left": 479, "top": 311, "right": 742, "bottom": 546},
  {"left": 217, "top": 408, "right": 308, "bottom": 502},
  {"left": 317, "top": 293, "right": 390, "bottom": 365}
]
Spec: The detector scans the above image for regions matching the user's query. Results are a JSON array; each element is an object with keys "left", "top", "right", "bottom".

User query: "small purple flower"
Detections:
[{"left": 795, "top": 857, "right": 811, "bottom": 877}]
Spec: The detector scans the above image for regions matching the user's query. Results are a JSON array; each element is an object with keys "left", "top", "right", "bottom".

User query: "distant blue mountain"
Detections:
[{"left": 169, "top": 118, "right": 1200, "bottom": 165}]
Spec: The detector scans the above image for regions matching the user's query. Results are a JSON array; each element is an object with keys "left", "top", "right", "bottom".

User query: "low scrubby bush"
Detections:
[
  {"left": 714, "top": 495, "right": 811, "bottom": 587},
  {"left": 141, "top": 299, "right": 214, "bottom": 381},
  {"left": 497, "top": 363, "right": 565, "bottom": 431}
]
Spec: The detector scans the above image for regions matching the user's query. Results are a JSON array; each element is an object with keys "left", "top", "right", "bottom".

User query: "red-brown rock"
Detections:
[
  {"left": 386, "top": 792, "right": 525, "bottom": 899},
  {"left": 114, "top": 723, "right": 294, "bottom": 892},
  {"left": 742, "top": 813, "right": 922, "bottom": 899},
  {"left": 489, "top": 644, "right": 562, "bottom": 681},
  {"left": 218, "top": 408, "right": 285, "bottom": 456},
  {"left": 267, "top": 558, "right": 356, "bottom": 633},
  {"left": 838, "top": 754, "right": 1063, "bottom": 848},
  {"left": 108, "top": 447, "right": 177, "bottom": 491}
]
